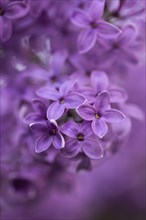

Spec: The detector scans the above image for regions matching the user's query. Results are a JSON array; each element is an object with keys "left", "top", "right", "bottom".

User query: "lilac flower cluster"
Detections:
[{"left": 0, "top": 0, "right": 145, "bottom": 214}]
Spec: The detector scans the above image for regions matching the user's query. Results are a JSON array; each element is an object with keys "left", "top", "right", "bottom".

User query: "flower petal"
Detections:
[
  {"left": 108, "top": 87, "right": 128, "bottom": 103},
  {"left": 59, "top": 80, "right": 76, "bottom": 96},
  {"left": 120, "top": 49, "right": 138, "bottom": 64},
  {"left": 95, "top": 91, "right": 110, "bottom": 113},
  {"left": 65, "top": 92, "right": 86, "bottom": 109},
  {"left": 97, "top": 21, "right": 121, "bottom": 38},
  {"left": 92, "top": 119, "right": 108, "bottom": 138},
  {"left": 112, "top": 117, "right": 132, "bottom": 139},
  {"left": 36, "top": 88, "right": 58, "bottom": 100},
  {"left": 102, "top": 109, "right": 125, "bottom": 123},
  {"left": 30, "top": 122, "right": 48, "bottom": 135},
  {"left": 71, "top": 9, "right": 90, "bottom": 28},
  {"left": 60, "top": 140, "right": 81, "bottom": 158},
  {"left": 88, "top": 0, "right": 105, "bottom": 21},
  {"left": 91, "top": 70, "right": 109, "bottom": 93},
  {"left": 52, "top": 133, "right": 65, "bottom": 149},
  {"left": 51, "top": 49, "right": 68, "bottom": 75},
  {"left": 61, "top": 121, "right": 79, "bottom": 138},
  {"left": 24, "top": 113, "right": 44, "bottom": 124},
  {"left": 78, "top": 29, "right": 97, "bottom": 54},
  {"left": 0, "top": 17, "right": 12, "bottom": 42},
  {"left": 35, "top": 135, "right": 52, "bottom": 153},
  {"left": 82, "top": 138, "right": 103, "bottom": 159},
  {"left": 47, "top": 102, "right": 65, "bottom": 120},
  {"left": 77, "top": 104, "right": 95, "bottom": 121},
  {"left": 6, "top": 2, "right": 30, "bottom": 20},
  {"left": 122, "top": 104, "right": 144, "bottom": 121},
  {"left": 80, "top": 121, "right": 93, "bottom": 137},
  {"left": 118, "top": 25, "right": 136, "bottom": 47},
  {"left": 32, "top": 99, "right": 47, "bottom": 115}
]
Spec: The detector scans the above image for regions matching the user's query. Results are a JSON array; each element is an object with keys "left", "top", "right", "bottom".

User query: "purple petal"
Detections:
[
  {"left": 95, "top": 91, "right": 110, "bottom": 113},
  {"left": 47, "top": 102, "right": 65, "bottom": 120},
  {"left": 52, "top": 133, "right": 65, "bottom": 149},
  {"left": 78, "top": 29, "right": 97, "bottom": 54},
  {"left": 61, "top": 121, "right": 79, "bottom": 138},
  {"left": 80, "top": 121, "right": 93, "bottom": 137},
  {"left": 91, "top": 70, "right": 109, "bottom": 93},
  {"left": 35, "top": 135, "right": 52, "bottom": 153},
  {"left": 92, "top": 119, "right": 108, "bottom": 138},
  {"left": 79, "top": 87, "right": 95, "bottom": 103},
  {"left": 118, "top": 25, "right": 136, "bottom": 47},
  {"left": 60, "top": 140, "right": 81, "bottom": 158},
  {"left": 36, "top": 88, "right": 58, "bottom": 100},
  {"left": 122, "top": 104, "right": 144, "bottom": 121},
  {"left": 51, "top": 50, "right": 68, "bottom": 75},
  {"left": 71, "top": 9, "right": 90, "bottom": 28},
  {"left": 30, "top": 122, "right": 48, "bottom": 135},
  {"left": 0, "top": 17, "right": 12, "bottom": 42},
  {"left": 77, "top": 104, "right": 95, "bottom": 121},
  {"left": 88, "top": 0, "right": 105, "bottom": 21},
  {"left": 6, "top": 2, "right": 30, "bottom": 20},
  {"left": 108, "top": 87, "right": 128, "bottom": 103},
  {"left": 97, "top": 21, "right": 121, "bottom": 38},
  {"left": 32, "top": 99, "right": 47, "bottom": 115},
  {"left": 102, "top": 109, "right": 125, "bottom": 123},
  {"left": 24, "top": 113, "right": 44, "bottom": 124},
  {"left": 82, "top": 139, "right": 103, "bottom": 159},
  {"left": 65, "top": 92, "right": 86, "bottom": 109},
  {"left": 59, "top": 81, "right": 76, "bottom": 96},
  {"left": 112, "top": 117, "right": 132, "bottom": 139},
  {"left": 120, "top": 49, "right": 138, "bottom": 64}
]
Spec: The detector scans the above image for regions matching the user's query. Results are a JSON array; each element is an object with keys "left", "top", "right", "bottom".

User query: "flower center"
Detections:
[
  {"left": 52, "top": 129, "right": 57, "bottom": 135},
  {"left": 77, "top": 133, "right": 84, "bottom": 141},
  {"left": 59, "top": 97, "right": 65, "bottom": 104},
  {"left": 95, "top": 113, "right": 100, "bottom": 119},
  {"left": 113, "top": 43, "right": 119, "bottom": 49},
  {"left": 90, "top": 21, "right": 98, "bottom": 29},
  {"left": 78, "top": 2, "right": 84, "bottom": 9},
  {"left": 49, "top": 128, "right": 57, "bottom": 136},
  {"left": 51, "top": 76, "right": 57, "bottom": 83},
  {"left": 0, "top": 7, "right": 5, "bottom": 16}
]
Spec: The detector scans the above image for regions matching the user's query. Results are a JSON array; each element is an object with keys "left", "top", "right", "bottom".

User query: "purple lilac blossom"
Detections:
[
  {"left": 77, "top": 91, "right": 125, "bottom": 138},
  {"left": 61, "top": 121, "right": 103, "bottom": 160},
  {"left": 30, "top": 120, "right": 65, "bottom": 153},
  {"left": 24, "top": 99, "right": 48, "bottom": 124},
  {"left": 71, "top": 0, "right": 121, "bottom": 53},
  {"left": 0, "top": 0, "right": 30, "bottom": 41},
  {"left": 37, "top": 81, "right": 86, "bottom": 120}
]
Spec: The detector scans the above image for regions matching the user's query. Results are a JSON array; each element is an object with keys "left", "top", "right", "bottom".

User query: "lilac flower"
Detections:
[
  {"left": 37, "top": 81, "right": 86, "bottom": 120},
  {"left": 98, "top": 25, "right": 138, "bottom": 67},
  {"left": 107, "top": 0, "right": 145, "bottom": 20},
  {"left": 30, "top": 120, "right": 65, "bottom": 153},
  {"left": 71, "top": 0, "right": 121, "bottom": 53},
  {"left": 61, "top": 121, "right": 103, "bottom": 160},
  {"left": 47, "top": 49, "right": 68, "bottom": 86},
  {"left": 24, "top": 99, "right": 48, "bottom": 124},
  {"left": 0, "top": 0, "right": 30, "bottom": 41},
  {"left": 90, "top": 70, "right": 128, "bottom": 103},
  {"left": 77, "top": 91, "right": 125, "bottom": 138}
]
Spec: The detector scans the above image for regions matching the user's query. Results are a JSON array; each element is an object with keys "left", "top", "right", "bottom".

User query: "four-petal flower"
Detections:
[
  {"left": 0, "top": 0, "right": 30, "bottom": 41},
  {"left": 61, "top": 121, "right": 103, "bottom": 159},
  {"left": 37, "top": 81, "right": 86, "bottom": 120},
  {"left": 71, "top": 0, "right": 121, "bottom": 53},
  {"left": 77, "top": 91, "right": 125, "bottom": 138},
  {"left": 30, "top": 120, "right": 65, "bottom": 153}
]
